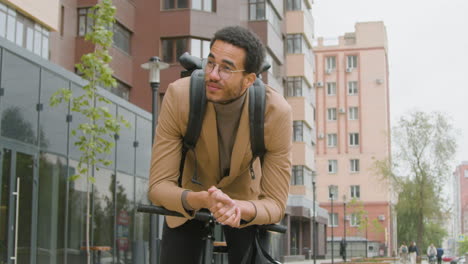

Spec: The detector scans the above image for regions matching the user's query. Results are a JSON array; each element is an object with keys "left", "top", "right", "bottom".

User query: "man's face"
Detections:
[{"left": 204, "top": 40, "right": 255, "bottom": 103}]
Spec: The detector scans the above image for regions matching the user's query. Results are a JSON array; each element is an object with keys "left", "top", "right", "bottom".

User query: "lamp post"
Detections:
[
  {"left": 343, "top": 195, "right": 347, "bottom": 262},
  {"left": 365, "top": 216, "right": 368, "bottom": 258},
  {"left": 329, "top": 186, "right": 335, "bottom": 264},
  {"left": 312, "top": 173, "right": 317, "bottom": 264},
  {"left": 141, "top": 56, "right": 169, "bottom": 264}
]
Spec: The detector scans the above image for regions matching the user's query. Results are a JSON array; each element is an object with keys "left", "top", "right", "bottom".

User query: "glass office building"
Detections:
[{"left": 0, "top": 38, "right": 152, "bottom": 264}]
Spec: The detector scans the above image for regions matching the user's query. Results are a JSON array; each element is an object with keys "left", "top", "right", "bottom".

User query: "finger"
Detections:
[
  {"left": 207, "top": 186, "right": 219, "bottom": 194},
  {"left": 220, "top": 210, "right": 237, "bottom": 226},
  {"left": 217, "top": 207, "right": 236, "bottom": 222}
]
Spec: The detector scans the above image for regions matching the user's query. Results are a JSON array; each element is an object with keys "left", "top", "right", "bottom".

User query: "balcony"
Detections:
[
  {"left": 286, "top": 53, "right": 314, "bottom": 85},
  {"left": 285, "top": 9, "right": 314, "bottom": 45}
]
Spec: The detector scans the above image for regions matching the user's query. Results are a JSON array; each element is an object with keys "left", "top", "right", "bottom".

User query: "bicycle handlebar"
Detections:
[{"left": 137, "top": 204, "right": 287, "bottom": 233}]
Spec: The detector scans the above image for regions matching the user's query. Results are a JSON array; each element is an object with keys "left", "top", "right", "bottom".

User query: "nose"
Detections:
[{"left": 207, "top": 64, "right": 221, "bottom": 81}]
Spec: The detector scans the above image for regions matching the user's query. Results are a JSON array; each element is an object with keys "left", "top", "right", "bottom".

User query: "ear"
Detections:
[{"left": 242, "top": 72, "right": 257, "bottom": 91}]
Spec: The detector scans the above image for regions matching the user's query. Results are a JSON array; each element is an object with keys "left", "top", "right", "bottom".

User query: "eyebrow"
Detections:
[{"left": 208, "top": 53, "right": 237, "bottom": 69}]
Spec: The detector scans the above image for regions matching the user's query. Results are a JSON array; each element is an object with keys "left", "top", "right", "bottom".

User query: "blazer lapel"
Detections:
[{"left": 218, "top": 94, "right": 250, "bottom": 188}]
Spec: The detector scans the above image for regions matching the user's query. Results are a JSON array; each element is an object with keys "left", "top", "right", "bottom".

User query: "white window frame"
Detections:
[
  {"left": 350, "top": 185, "right": 360, "bottom": 199},
  {"left": 329, "top": 213, "right": 338, "bottom": 227},
  {"left": 327, "top": 108, "right": 337, "bottom": 121},
  {"left": 348, "top": 107, "right": 358, "bottom": 120},
  {"left": 349, "top": 133, "right": 359, "bottom": 146},
  {"left": 326, "top": 82, "right": 336, "bottom": 96},
  {"left": 327, "top": 133, "right": 337, "bottom": 147},
  {"left": 350, "top": 159, "right": 360, "bottom": 173},
  {"left": 350, "top": 213, "right": 360, "bottom": 227},
  {"left": 347, "top": 55, "right": 358, "bottom": 69},
  {"left": 328, "top": 160, "right": 337, "bottom": 174},
  {"left": 326, "top": 56, "right": 336, "bottom": 71},
  {"left": 348, "top": 81, "right": 358, "bottom": 95}
]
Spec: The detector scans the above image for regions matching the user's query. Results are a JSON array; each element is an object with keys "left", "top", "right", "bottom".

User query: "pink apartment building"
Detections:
[
  {"left": 454, "top": 162, "right": 468, "bottom": 235},
  {"left": 313, "top": 22, "right": 396, "bottom": 257}
]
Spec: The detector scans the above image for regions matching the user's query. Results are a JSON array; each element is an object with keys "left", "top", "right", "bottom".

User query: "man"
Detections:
[
  {"left": 427, "top": 244, "right": 437, "bottom": 264},
  {"left": 149, "top": 26, "right": 292, "bottom": 263},
  {"left": 436, "top": 247, "right": 444, "bottom": 264},
  {"left": 340, "top": 238, "right": 347, "bottom": 261}
]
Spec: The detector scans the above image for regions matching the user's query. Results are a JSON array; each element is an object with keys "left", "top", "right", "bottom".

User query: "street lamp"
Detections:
[
  {"left": 343, "top": 195, "right": 347, "bottom": 262},
  {"left": 141, "top": 56, "right": 169, "bottom": 264},
  {"left": 365, "top": 215, "right": 368, "bottom": 258},
  {"left": 312, "top": 173, "right": 317, "bottom": 264},
  {"left": 329, "top": 186, "right": 335, "bottom": 264}
]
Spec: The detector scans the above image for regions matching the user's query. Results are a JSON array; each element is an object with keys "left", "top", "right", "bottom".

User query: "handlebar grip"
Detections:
[{"left": 261, "top": 223, "right": 287, "bottom": 234}]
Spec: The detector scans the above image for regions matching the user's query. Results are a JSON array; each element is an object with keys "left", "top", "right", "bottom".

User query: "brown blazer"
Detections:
[{"left": 148, "top": 77, "right": 292, "bottom": 228}]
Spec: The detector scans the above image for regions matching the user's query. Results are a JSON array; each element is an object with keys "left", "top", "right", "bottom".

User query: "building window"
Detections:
[
  {"left": 105, "top": 79, "right": 130, "bottom": 100},
  {"left": 265, "top": 53, "right": 281, "bottom": 78},
  {"left": 113, "top": 22, "right": 131, "bottom": 54},
  {"left": 163, "top": 0, "right": 189, "bottom": 10},
  {"left": 349, "top": 133, "right": 359, "bottom": 146},
  {"left": 326, "top": 82, "right": 336, "bottom": 96},
  {"left": 348, "top": 81, "right": 358, "bottom": 95},
  {"left": 328, "top": 185, "right": 338, "bottom": 199},
  {"left": 287, "top": 34, "right": 302, "bottom": 54},
  {"left": 327, "top": 133, "right": 337, "bottom": 147},
  {"left": 286, "top": 77, "right": 303, "bottom": 97},
  {"left": 350, "top": 159, "right": 360, "bottom": 172},
  {"left": 60, "top": 5, "right": 65, "bottom": 36},
  {"left": 347, "top": 55, "right": 358, "bottom": 69},
  {"left": 329, "top": 213, "right": 338, "bottom": 227},
  {"left": 326, "top": 56, "right": 336, "bottom": 71},
  {"left": 161, "top": 38, "right": 188, "bottom": 63},
  {"left": 192, "top": 0, "right": 215, "bottom": 12},
  {"left": 249, "top": 0, "right": 266, "bottom": 20},
  {"left": 350, "top": 213, "right": 360, "bottom": 227},
  {"left": 291, "top": 166, "right": 303, "bottom": 185},
  {"left": 349, "top": 107, "right": 358, "bottom": 120},
  {"left": 327, "top": 108, "right": 337, "bottom": 121},
  {"left": 328, "top": 160, "right": 337, "bottom": 174},
  {"left": 350, "top": 185, "right": 360, "bottom": 198},
  {"left": 465, "top": 169, "right": 468, "bottom": 178},
  {"left": 293, "top": 121, "right": 312, "bottom": 144},
  {"left": 78, "top": 8, "right": 93, "bottom": 36},
  {"left": 286, "top": 0, "right": 302, "bottom": 10},
  {"left": 190, "top": 38, "right": 210, "bottom": 59},
  {"left": 0, "top": 4, "right": 50, "bottom": 59}
]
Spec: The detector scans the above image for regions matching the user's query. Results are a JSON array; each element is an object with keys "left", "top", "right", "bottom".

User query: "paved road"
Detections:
[{"left": 283, "top": 258, "right": 430, "bottom": 264}]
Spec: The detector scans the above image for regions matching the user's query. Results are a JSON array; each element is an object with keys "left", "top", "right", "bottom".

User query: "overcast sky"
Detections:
[{"left": 312, "top": 0, "right": 468, "bottom": 166}]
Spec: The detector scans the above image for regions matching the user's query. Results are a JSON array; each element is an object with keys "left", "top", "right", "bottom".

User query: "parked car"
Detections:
[
  {"left": 450, "top": 256, "right": 466, "bottom": 264},
  {"left": 444, "top": 256, "right": 457, "bottom": 262}
]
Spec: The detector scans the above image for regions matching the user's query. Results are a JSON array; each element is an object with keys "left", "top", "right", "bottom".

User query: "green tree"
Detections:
[
  {"left": 50, "top": 1, "right": 127, "bottom": 263},
  {"left": 376, "top": 111, "right": 456, "bottom": 250}
]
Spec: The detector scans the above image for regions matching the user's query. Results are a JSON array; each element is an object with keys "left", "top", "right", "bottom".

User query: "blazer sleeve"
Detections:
[
  {"left": 245, "top": 101, "right": 293, "bottom": 226},
  {"left": 148, "top": 81, "right": 194, "bottom": 218}
]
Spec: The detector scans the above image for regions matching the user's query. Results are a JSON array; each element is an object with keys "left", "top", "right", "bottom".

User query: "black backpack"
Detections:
[{"left": 178, "top": 52, "right": 268, "bottom": 185}]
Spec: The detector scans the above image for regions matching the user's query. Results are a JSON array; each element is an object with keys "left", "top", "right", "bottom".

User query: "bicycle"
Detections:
[{"left": 137, "top": 204, "right": 286, "bottom": 264}]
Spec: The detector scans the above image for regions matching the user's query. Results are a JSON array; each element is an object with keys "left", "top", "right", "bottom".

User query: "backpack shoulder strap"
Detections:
[
  {"left": 248, "top": 78, "right": 266, "bottom": 165},
  {"left": 179, "top": 69, "right": 206, "bottom": 186}
]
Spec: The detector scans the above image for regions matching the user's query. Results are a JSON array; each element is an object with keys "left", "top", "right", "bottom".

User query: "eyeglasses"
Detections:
[{"left": 203, "top": 60, "right": 245, "bottom": 80}]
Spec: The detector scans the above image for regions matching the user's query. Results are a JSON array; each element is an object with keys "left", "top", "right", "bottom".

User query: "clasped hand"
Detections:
[{"left": 207, "top": 186, "right": 241, "bottom": 228}]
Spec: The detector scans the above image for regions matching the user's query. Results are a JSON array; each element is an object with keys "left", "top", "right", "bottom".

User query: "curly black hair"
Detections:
[{"left": 210, "top": 26, "right": 265, "bottom": 74}]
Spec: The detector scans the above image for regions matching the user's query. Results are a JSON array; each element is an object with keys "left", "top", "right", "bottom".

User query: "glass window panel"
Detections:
[
  {"left": 96, "top": 99, "right": 117, "bottom": 169},
  {"left": 133, "top": 177, "right": 150, "bottom": 263},
  {"left": 34, "top": 27, "right": 42, "bottom": 55},
  {"left": 93, "top": 168, "right": 115, "bottom": 257},
  {"left": 26, "top": 27, "right": 33, "bottom": 51},
  {"left": 1, "top": 51, "right": 40, "bottom": 145},
  {"left": 135, "top": 116, "right": 151, "bottom": 178},
  {"left": 67, "top": 160, "right": 87, "bottom": 263},
  {"left": 116, "top": 172, "right": 134, "bottom": 263},
  {"left": 178, "top": 0, "right": 188, "bottom": 8},
  {"left": 0, "top": 11, "right": 6, "bottom": 37},
  {"left": 192, "top": 0, "right": 202, "bottom": 10},
  {"left": 37, "top": 153, "right": 67, "bottom": 263},
  {"left": 42, "top": 33, "right": 49, "bottom": 59},
  {"left": 116, "top": 107, "right": 136, "bottom": 174},
  {"left": 202, "top": 40, "right": 210, "bottom": 58},
  {"left": 39, "top": 70, "right": 69, "bottom": 154},
  {"left": 162, "top": 39, "right": 173, "bottom": 63},
  {"left": 190, "top": 38, "right": 201, "bottom": 58},
  {"left": 69, "top": 83, "right": 87, "bottom": 160},
  {"left": 6, "top": 13, "right": 15, "bottom": 42},
  {"left": 78, "top": 16, "right": 86, "bottom": 36},
  {"left": 203, "top": 0, "right": 212, "bottom": 11},
  {"left": 15, "top": 20, "right": 23, "bottom": 46},
  {"left": 0, "top": 149, "right": 12, "bottom": 262},
  {"left": 16, "top": 152, "right": 34, "bottom": 263},
  {"left": 175, "top": 38, "right": 186, "bottom": 61}
]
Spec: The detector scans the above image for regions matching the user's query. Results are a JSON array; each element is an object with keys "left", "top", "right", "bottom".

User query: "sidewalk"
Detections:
[{"left": 283, "top": 258, "right": 429, "bottom": 264}]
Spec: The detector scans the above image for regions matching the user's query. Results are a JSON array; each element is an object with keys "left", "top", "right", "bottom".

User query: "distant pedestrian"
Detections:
[
  {"left": 408, "top": 241, "right": 419, "bottom": 264},
  {"left": 340, "top": 238, "right": 347, "bottom": 261},
  {"left": 427, "top": 244, "right": 437, "bottom": 264},
  {"left": 436, "top": 247, "right": 444, "bottom": 264},
  {"left": 400, "top": 242, "right": 409, "bottom": 264}
]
